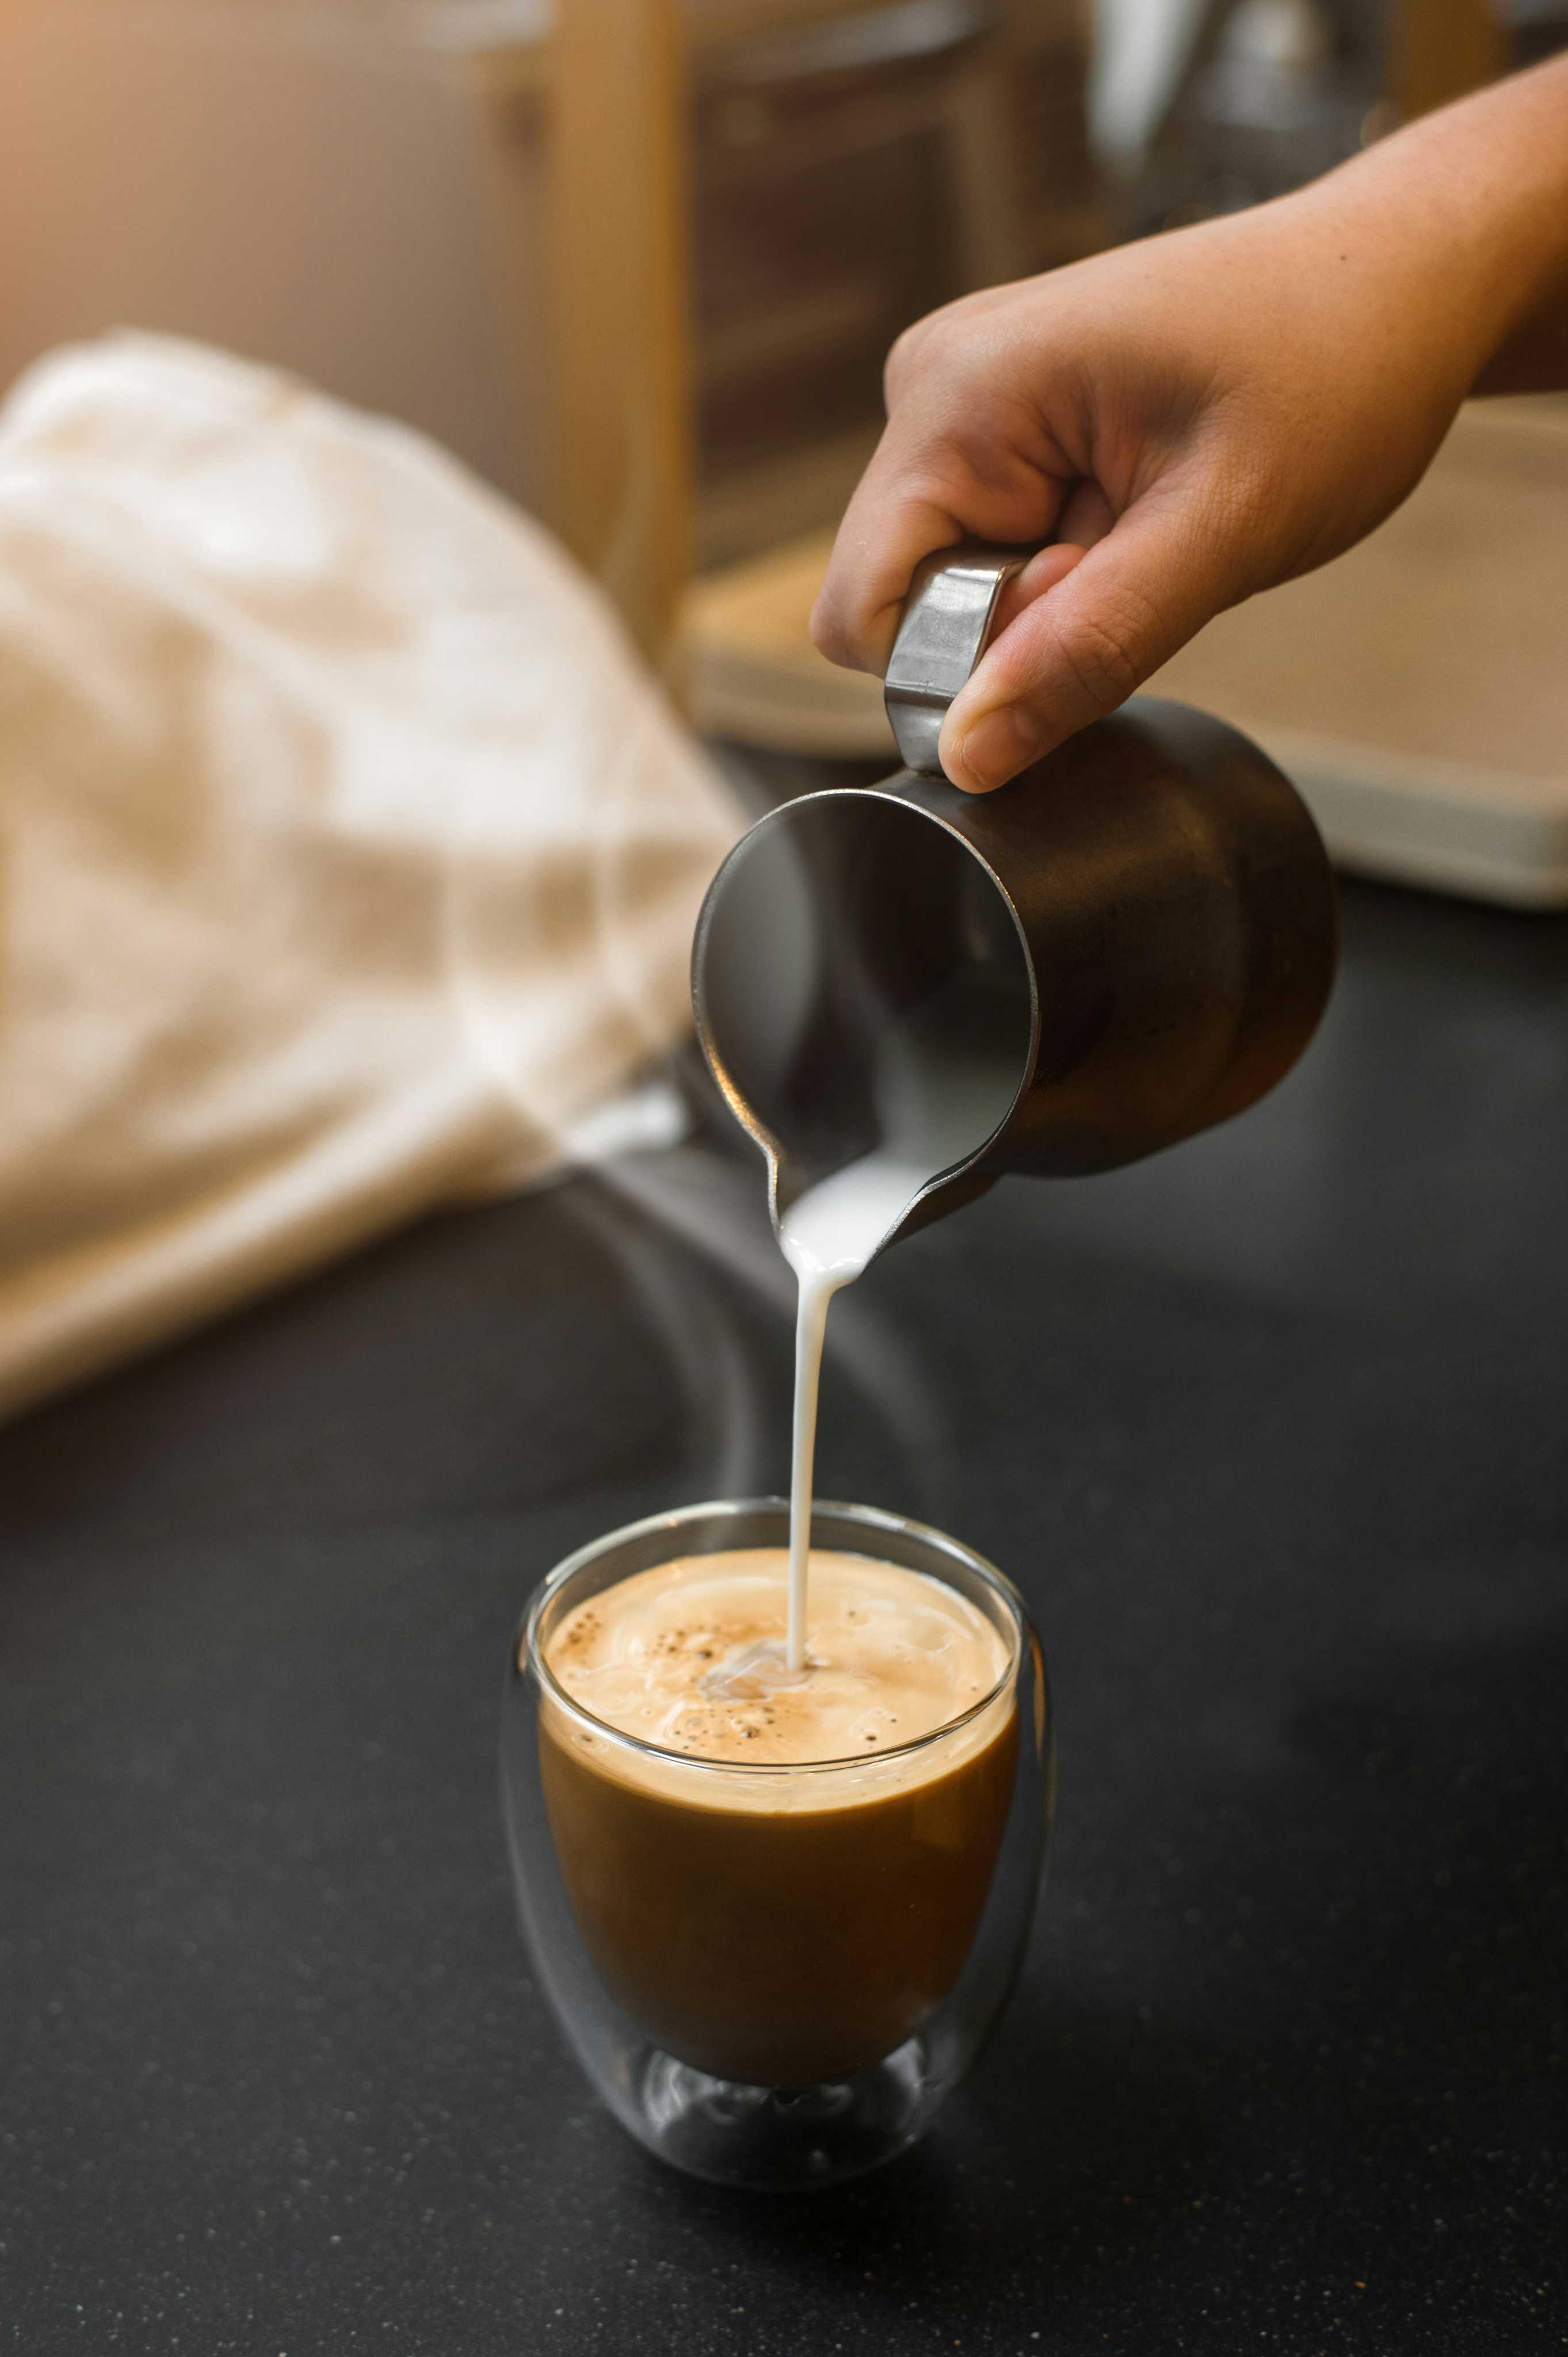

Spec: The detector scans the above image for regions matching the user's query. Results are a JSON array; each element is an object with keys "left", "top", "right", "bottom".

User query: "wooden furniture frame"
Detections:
[
  {"left": 1391, "top": 0, "right": 1504, "bottom": 120},
  {"left": 468, "top": 0, "right": 1073, "bottom": 662},
  {"left": 1, "top": 2, "right": 1070, "bottom": 677}
]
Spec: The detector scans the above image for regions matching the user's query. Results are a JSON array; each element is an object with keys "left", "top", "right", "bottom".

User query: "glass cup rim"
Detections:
[{"left": 520, "top": 1495, "right": 1025, "bottom": 1779}]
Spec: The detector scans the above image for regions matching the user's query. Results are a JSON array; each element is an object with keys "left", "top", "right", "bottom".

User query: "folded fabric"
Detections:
[{"left": 0, "top": 333, "right": 741, "bottom": 1419}]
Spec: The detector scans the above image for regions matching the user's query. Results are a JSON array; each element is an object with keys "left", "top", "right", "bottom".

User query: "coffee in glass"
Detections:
[
  {"left": 540, "top": 1544, "right": 1017, "bottom": 2088},
  {"left": 503, "top": 1498, "right": 1050, "bottom": 2188}
]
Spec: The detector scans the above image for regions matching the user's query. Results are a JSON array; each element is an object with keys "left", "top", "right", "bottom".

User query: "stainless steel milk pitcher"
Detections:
[{"left": 692, "top": 544, "right": 1338, "bottom": 1248}]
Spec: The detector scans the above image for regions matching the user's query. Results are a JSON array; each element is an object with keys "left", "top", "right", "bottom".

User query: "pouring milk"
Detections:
[{"left": 777, "top": 982, "right": 1021, "bottom": 1669}]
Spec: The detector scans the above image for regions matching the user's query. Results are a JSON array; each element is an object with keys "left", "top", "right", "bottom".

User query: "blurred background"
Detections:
[{"left": 3, "top": 0, "right": 1567, "bottom": 900}]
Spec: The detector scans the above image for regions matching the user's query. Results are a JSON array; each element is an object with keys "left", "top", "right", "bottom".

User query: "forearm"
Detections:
[{"left": 1295, "top": 51, "right": 1568, "bottom": 401}]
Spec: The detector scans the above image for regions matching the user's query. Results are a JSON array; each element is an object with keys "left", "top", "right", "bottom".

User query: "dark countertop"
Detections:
[{"left": 3, "top": 849, "right": 1566, "bottom": 2355}]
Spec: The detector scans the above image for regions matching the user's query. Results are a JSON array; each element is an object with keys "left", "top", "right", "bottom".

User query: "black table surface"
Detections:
[{"left": 3, "top": 844, "right": 1566, "bottom": 2354}]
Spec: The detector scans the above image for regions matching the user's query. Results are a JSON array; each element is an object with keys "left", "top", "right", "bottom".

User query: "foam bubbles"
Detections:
[{"left": 545, "top": 1547, "right": 1008, "bottom": 1768}]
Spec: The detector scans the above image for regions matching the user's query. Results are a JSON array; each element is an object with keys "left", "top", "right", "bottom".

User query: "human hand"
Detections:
[{"left": 810, "top": 61, "right": 1568, "bottom": 791}]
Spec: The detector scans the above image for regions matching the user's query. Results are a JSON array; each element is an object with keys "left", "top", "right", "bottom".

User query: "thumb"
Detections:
[{"left": 937, "top": 492, "right": 1230, "bottom": 792}]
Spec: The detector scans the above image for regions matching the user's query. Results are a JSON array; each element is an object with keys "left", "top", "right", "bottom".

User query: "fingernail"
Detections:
[{"left": 955, "top": 704, "right": 1046, "bottom": 791}]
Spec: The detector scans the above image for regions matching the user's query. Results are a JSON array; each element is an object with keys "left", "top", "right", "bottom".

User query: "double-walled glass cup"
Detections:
[{"left": 501, "top": 1498, "right": 1052, "bottom": 2189}]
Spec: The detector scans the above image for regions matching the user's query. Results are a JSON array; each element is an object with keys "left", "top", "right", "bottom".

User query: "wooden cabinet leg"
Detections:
[
  {"left": 552, "top": 0, "right": 693, "bottom": 666},
  {"left": 1390, "top": 0, "right": 1503, "bottom": 121}
]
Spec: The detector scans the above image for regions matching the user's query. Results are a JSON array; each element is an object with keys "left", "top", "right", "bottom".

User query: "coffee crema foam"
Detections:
[{"left": 544, "top": 1547, "right": 1009, "bottom": 1769}]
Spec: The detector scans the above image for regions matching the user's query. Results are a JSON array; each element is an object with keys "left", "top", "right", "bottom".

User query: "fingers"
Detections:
[
  {"left": 989, "top": 540, "right": 1089, "bottom": 636},
  {"left": 809, "top": 421, "right": 1068, "bottom": 676},
  {"left": 1055, "top": 477, "right": 1116, "bottom": 551},
  {"left": 938, "top": 490, "right": 1224, "bottom": 792},
  {"left": 808, "top": 466, "right": 966, "bottom": 677}
]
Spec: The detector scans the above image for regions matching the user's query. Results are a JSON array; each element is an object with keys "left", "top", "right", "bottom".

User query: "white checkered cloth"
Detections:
[{"left": 0, "top": 333, "right": 740, "bottom": 1416}]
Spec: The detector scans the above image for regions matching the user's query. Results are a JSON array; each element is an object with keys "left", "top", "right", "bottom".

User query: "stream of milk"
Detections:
[{"left": 776, "top": 993, "right": 1022, "bottom": 1669}]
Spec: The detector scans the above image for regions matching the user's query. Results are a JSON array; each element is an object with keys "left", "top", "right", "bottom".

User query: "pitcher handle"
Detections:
[{"left": 882, "top": 544, "right": 1034, "bottom": 776}]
